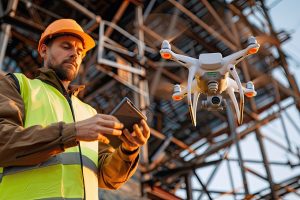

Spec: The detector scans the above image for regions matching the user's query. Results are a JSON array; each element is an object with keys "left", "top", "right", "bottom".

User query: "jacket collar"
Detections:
[{"left": 36, "top": 67, "right": 85, "bottom": 96}]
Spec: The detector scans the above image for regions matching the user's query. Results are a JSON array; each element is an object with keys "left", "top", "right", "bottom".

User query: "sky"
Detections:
[
  {"left": 175, "top": 1, "right": 300, "bottom": 199},
  {"left": 268, "top": 0, "right": 300, "bottom": 85}
]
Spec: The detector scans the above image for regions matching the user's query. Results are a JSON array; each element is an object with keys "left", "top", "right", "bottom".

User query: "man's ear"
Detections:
[{"left": 39, "top": 44, "right": 48, "bottom": 58}]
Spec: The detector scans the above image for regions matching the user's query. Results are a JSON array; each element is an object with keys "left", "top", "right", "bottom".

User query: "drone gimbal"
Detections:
[{"left": 160, "top": 37, "right": 260, "bottom": 126}]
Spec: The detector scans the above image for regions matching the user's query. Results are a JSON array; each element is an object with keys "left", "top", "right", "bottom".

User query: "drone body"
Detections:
[{"left": 160, "top": 37, "right": 260, "bottom": 126}]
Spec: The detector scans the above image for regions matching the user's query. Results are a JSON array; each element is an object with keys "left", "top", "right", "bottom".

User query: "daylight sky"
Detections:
[{"left": 268, "top": 0, "right": 300, "bottom": 80}]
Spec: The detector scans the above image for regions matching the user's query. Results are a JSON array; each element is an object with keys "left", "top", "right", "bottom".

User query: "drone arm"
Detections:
[
  {"left": 160, "top": 40, "right": 198, "bottom": 68},
  {"left": 223, "top": 49, "right": 247, "bottom": 65},
  {"left": 227, "top": 64, "right": 244, "bottom": 124},
  {"left": 172, "top": 53, "right": 199, "bottom": 67},
  {"left": 223, "top": 43, "right": 260, "bottom": 66}
]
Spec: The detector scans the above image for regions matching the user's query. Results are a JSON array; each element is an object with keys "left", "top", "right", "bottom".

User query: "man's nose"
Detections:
[{"left": 69, "top": 49, "right": 78, "bottom": 59}]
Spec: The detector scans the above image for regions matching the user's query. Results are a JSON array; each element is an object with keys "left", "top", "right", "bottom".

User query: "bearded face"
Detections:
[
  {"left": 47, "top": 55, "right": 78, "bottom": 81},
  {"left": 41, "top": 35, "right": 84, "bottom": 82}
]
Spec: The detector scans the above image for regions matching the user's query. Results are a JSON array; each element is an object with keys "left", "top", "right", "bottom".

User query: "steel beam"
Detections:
[
  {"left": 226, "top": 156, "right": 237, "bottom": 200},
  {"left": 184, "top": 172, "right": 193, "bottom": 200},
  {"left": 105, "top": 0, "right": 130, "bottom": 37},
  {"left": 167, "top": 0, "right": 237, "bottom": 50},
  {"left": 191, "top": 101, "right": 294, "bottom": 164},
  {"left": 0, "top": 0, "right": 19, "bottom": 70},
  {"left": 225, "top": 100, "right": 249, "bottom": 195},
  {"left": 62, "top": 0, "right": 97, "bottom": 19},
  {"left": 193, "top": 170, "right": 213, "bottom": 200},
  {"left": 201, "top": 0, "right": 234, "bottom": 44}
]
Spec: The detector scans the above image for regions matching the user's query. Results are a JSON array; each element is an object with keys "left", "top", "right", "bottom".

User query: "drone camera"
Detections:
[
  {"left": 211, "top": 96, "right": 221, "bottom": 105},
  {"left": 208, "top": 95, "right": 222, "bottom": 108},
  {"left": 201, "top": 95, "right": 223, "bottom": 111}
]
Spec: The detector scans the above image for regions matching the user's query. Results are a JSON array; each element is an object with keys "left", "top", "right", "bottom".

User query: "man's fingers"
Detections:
[
  {"left": 123, "top": 128, "right": 134, "bottom": 140},
  {"left": 141, "top": 119, "right": 150, "bottom": 139},
  {"left": 97, "top": 134, "right": 110, "bottom": 144},
  {"left": 97, "top": 126, "right": 122, "bottom": 136},
  {"left": 97, "top": 114, "right": 119, "bottom": 122},
  {"left": 97, "top": 119, "right": 124, "bottom": 129},
  {"left": 123, "top": 129, "right": 139, "bottom": 146},
  {"left": 119, "top": 134, "right": 136, "bottom": 147},
  {"left": 133, "top": 124, "right": 145, "bottom": 145}
]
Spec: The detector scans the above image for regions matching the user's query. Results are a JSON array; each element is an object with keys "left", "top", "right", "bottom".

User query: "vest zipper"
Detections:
[{"left": 63, "top": 91, "right": 86, "bottom": 200}]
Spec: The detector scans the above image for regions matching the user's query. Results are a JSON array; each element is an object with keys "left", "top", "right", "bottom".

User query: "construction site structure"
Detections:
[{"left": 1, "top": 0, "right": 300, "bottom": 199}]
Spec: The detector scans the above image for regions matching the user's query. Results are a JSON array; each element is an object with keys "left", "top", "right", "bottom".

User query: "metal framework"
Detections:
[{"left": 1, "top": 0, "right": 300, "bottom": 199}]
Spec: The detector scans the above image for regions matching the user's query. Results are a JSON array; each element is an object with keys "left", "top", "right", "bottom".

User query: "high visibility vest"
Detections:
[{"left": 0, "top": 73, "right": 99, "bottom": 200}]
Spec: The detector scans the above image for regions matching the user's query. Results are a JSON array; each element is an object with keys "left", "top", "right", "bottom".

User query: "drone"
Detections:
[{"left": 160, "top": 37, "right": 260, "bottom": 126}]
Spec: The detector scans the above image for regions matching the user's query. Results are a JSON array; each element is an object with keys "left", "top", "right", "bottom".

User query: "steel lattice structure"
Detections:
[{"left": 1, "top": 0, "right": 300, "bottom": 199}]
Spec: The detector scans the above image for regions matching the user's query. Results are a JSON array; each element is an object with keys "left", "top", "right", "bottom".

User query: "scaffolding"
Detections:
[{"left": 1, "top": 0, "right": 300, "bottom": 199}]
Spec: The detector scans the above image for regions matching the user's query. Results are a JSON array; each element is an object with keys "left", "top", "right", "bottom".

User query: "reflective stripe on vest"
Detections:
[
  {"left": 0, "top": 73, "right": 98, "bottom": 200},
  {"left": 3, "top": 152, "right": 98, "bottom": 176}
]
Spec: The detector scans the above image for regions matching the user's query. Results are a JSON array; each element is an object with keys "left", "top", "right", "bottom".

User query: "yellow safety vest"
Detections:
[{"left": 0, "top": 73, "right": 99, "bottom": 200}]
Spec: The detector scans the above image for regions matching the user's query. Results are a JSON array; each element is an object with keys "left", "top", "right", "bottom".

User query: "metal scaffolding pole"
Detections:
[
  {"left": 255, "top": 129, "right": 279, "bottom": 199},
  {"left": 184, "top": 172, "right": 193, "bottom": 200},
  {"left": 0, "top": 0, "right": 19, "bottom": 70},
  {"left": 226, "top": 154, "right": 237, "bottom": 200},
  {"left": 225, "top": 100, "right": 249, "bottom": 196},
  {"left": 193, "top": 170, "right": 213, "bottom": 200}
]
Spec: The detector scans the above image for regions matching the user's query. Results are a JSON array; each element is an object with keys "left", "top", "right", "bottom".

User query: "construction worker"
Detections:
[{"left": 0, "top": 19, "right": 150, "bottom": 200}]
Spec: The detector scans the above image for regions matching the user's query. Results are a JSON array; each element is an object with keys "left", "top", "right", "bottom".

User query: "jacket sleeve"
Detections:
[
  {"left": 98, "top": 142, "right": 139, "bottom": 189},
  {"left": 0, "top": 74, "right": 78, "bottom": 167}
]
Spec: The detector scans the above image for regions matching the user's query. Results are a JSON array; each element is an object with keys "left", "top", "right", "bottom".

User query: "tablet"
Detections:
[{"left": 106, "top": 97, "right": 147, "bottom": 148}]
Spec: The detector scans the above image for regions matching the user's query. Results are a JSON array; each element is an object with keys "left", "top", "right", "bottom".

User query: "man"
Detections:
[{"left": 0, "top": 19, "right": 150, "bottom": 200}]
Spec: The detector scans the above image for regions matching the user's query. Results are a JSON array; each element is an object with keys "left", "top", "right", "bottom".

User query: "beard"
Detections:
[{"left": 47, "top": 59, "right": 78, "bottom": 82}]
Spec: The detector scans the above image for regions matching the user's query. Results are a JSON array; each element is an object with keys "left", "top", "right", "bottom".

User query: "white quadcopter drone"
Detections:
[{"left": 160, "top": 37, "right": 260, "bottom": 126}]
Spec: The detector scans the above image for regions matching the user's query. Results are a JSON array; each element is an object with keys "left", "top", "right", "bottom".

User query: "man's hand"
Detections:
[
  {"left": 119, "top": 119, "right": 150, "bottom": 152},
  {"left": 75, "top": 114, "right": 124, "bottom": 143}
]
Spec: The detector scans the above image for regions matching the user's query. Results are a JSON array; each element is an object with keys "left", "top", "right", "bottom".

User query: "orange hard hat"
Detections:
[{"left": 38, "top": 19, "right": 95, "bottom": 56}]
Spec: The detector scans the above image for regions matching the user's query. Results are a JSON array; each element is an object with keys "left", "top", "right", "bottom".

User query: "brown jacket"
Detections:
[{"left": 0, "top": 68, "right": 139, "bottom": 189}]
